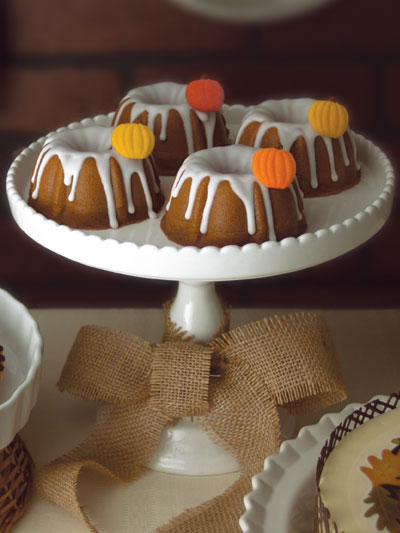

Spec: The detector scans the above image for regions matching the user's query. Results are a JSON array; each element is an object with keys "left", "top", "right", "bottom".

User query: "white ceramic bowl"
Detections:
[{"left": 0, "top": 289, "right": 42, "bottom": 449}]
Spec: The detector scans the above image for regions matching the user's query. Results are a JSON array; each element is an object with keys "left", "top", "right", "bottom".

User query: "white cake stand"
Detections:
[{"left": 6, "top": 109, "right": 395, "bottom": 475}]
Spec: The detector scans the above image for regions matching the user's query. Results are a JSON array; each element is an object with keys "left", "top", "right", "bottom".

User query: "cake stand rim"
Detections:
[{"left": 6, "top": 111, "right": 395, "bottom": 282}]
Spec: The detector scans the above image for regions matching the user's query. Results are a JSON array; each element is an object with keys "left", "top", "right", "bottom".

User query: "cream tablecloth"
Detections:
[{"left": 13, "top": 307, "right": 400, "bottom": 532}]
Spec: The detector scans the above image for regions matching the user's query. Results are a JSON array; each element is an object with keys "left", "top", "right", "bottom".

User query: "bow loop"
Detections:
[
  {"left": 150, "top": 341, "right": 212, "bottom": 418},
  {"left": 58, "top": 325, "right": 153, "bottom": 405},
  {"left": 211, "top": 313, "right": 345, "bottom": 414}
]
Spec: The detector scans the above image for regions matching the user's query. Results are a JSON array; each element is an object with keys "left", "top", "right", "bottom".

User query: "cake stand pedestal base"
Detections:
[
  {"left": 152, "top": 280, "right": 240, "bottom": 475},
  {"left": 149, "top": 280, "right": 295, "bottom": 475},
  {"left": 148, "top": 417, "right": 241, "bottom": 475}
]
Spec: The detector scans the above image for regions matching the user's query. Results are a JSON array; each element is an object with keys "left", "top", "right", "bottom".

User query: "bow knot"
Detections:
[{"left": 150, "top": 341, "right": 212, "bottom": 418}]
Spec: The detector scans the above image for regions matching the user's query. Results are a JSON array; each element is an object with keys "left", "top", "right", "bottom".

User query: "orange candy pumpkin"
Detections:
[
  {"left": 185, "top": 78, "right": 224, "bottom": 113},
  {"left": 251, "top": 148, "right": 296, "bottom": 189}
]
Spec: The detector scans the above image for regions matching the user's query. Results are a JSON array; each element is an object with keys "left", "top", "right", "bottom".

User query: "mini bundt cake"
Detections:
[
  {"left": 28, "top": 124, "right": 164, "bottom": 230},
  {"left": 236, "top": 98, "right": 361, "bottom": 197},
  {"left": 160, "top": 145, "right": 306, "bottom": 248},
  {"left": 112, "top": 80, "right": 231, "bottom": 176}
]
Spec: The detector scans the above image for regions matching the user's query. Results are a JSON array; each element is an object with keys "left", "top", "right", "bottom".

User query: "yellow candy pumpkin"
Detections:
[
  {"left": 308, "top": 99, "right": 349, "bottom": 139},
  {"left": 251, "top": 147, "right": 296, "bottom": 189},
  {"left": 111, "top": 123, "right": 155, "bottom": 159}
]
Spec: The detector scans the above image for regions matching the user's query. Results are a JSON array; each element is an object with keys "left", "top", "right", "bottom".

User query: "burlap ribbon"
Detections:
[{"left": 36, "top": 309, "right": 346, "bottom": 532}]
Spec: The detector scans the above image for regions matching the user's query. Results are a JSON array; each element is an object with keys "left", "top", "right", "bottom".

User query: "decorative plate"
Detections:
[{"left": 239, "top": 396, "right": 388, "bottom": 532}]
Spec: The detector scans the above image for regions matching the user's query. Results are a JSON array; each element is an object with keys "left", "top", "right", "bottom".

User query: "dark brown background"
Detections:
[{"left": 0, "top": 0, "right": 399, "bottom": 308}]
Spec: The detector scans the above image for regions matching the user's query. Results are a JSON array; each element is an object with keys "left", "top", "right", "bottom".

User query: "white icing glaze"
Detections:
[
  {"left": 319, "top": 406, "right": 400, "bottom": 533},
  {"left": 165, "top": 145, "right": 303, "bottom": 241},
  {"left": 31, "top": 126, "right": 160, "bottom": 229},
  {"left": 113, "top": 82, "right": 219, "bottom": 154},
  {"left": 236, "top": 98, "right": 361, "bottom": 189}
]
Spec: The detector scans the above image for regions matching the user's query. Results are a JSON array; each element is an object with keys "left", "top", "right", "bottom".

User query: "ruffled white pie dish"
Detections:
[
  {"left": 0, "top": 289, "right": 42, "bottom": 449},
  {"left": 239, "top": 395, "right": 388, "bottom": 533}
]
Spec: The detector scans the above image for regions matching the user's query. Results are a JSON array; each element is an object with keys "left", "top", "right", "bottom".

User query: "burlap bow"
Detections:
[{"left": 36, "top": 310, "right": 346, "bottom": 533}]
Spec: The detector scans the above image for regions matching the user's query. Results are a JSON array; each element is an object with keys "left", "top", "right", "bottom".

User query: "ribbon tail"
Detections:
[
  {"left": 155, "top": 474, "right": 250, "bottom": 533},
  {"left": 35, "top": 402, "right": 171, "bottom": 531},
  {"left": 36, "top": 459, "right": 113, "bottom": 533},
  {"left": 155, "top": 363, "right": 281, "bottom": 533}
]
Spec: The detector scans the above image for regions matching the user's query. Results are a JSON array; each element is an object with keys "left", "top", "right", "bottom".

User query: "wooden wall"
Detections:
[{"left": 0, "top": 0, "right": 399, "bottom": 308}]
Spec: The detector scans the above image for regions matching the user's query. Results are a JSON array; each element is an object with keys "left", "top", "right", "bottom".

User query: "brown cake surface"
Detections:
[
  {"left": 236, "top": 98, "right": 361, "bottom": 197},
  {"left": 112, "top": 82, "right": 231, "bottom": 176},
  {"left": 28, "top": 125, "right": 164, "bottom": 230},
  {"left": 161, "top": 144, "right": 306, "bottom": 248}
]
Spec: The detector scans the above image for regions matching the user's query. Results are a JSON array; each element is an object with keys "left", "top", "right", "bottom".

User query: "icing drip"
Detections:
[
  {"left": 113, "top": 82, "right": 218, "bottom": 154},
  {"left": 324, "top": 138, "right": 339, "bottom": 183},
  {"left": 31, "top": 126, "right": 159, "bottom": 229},
  {"left": 166, "top": 145, "right": 303, "bottom": 241},
  {"left": 338, "top": 135, "right": 350, "bottom": 166},
  {"left": 289, "top": 183, "right": 303, "bottom": 222},
  {"left": 236, "top": 98, "right": 360, "bottom": 189},
  {"left": 348, "top": 128, "right": 361, "bottom": 171},
  {"left": 259, "top": 185, "right": 276, "bottom": 241}
]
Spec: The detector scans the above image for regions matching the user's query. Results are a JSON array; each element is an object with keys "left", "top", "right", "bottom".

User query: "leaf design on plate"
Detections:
[
  {"left": 361, "top": 448, "right": 400, "bottom": 487},
  {"left": 364, "top": 485, "right": 400, "bottom": 532}
]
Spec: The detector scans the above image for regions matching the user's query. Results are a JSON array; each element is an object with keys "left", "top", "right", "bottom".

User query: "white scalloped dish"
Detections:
[
  {"left": 0, "top": 289, "right": 42, "bottom": 449},
  {"left": 6, "top": 108, "right": 394, "bottom": 282},
  {"left": 239, "top": 396, "right": 388, "bottom": 533}
]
